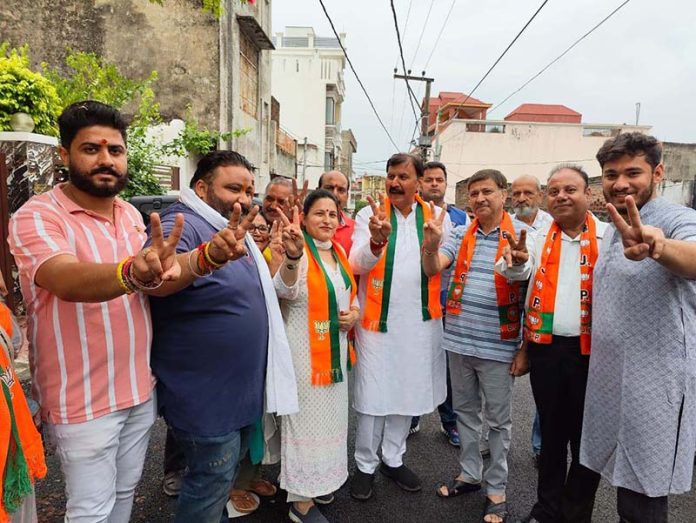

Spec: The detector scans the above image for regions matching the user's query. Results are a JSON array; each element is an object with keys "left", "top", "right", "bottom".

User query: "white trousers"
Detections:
[
  {"left": 354, "top": 413, "right": 411, "bottom": 474},
  {"left": 45, "top": 395, "right": 157, "bottom": 523}
]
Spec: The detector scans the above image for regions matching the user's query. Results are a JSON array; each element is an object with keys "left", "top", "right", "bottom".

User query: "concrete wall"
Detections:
[
  {"left": 663, "top": 142, "right": 696, "bottom": 181},
  {"left": 438, "top": 119, "right": 650, "bottom": 203},
  {"left": 1, "top": 0, "right": 276, "bottom": 190}
]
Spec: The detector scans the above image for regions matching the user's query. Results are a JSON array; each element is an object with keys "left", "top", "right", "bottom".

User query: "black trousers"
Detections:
[
  {"left": 617, "top": 487, "right": 668, "bottom": 523},
  {"left": 164, "top": 427, "right": 187, "bottom": 474},
  {"left": 528, "top": 336, "right": 600, "bottom": 523}
]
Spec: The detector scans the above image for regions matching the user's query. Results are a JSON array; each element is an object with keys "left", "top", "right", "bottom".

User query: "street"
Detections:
[{"left": 34, "top": 375, "right": 696, "bottom": 522}]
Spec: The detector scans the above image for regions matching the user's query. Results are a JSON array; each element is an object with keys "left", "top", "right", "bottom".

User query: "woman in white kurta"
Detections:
[{"left": 274, "top": 190, "right": 360, "bottom": 523}]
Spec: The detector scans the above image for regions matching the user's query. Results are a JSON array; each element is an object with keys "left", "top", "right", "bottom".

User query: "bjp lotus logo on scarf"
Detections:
[
  {"left": 314, "top": 320, "right": 331, "bottom": 340},
  {"left": 371, "top": 279, "right": 384, "bottom": 292}
]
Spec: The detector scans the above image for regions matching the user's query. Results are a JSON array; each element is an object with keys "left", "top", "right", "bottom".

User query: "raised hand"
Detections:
[
  {"left": 290, "top": 178, "right": 309, "bottom": 210},
  {"left": 134, "top": 212, "right": 185, "bottom": 283},
  {"left": 607, "top": 195, "right": 665, "bottom": 261},
  {"left": 367, "top": 193, "right": 392, "bottom": 244},
  {"left": 423, "top": 201, "right": 446, "bottom": 252},
  {"left": 279, "top": 206, "right": 304, "bottom": 259},
  {"left": 502, "top": 229, "right": 528, "bottom": 268},
  {"left": 207, "top": 203, "right": 257, "bottom": 263}
]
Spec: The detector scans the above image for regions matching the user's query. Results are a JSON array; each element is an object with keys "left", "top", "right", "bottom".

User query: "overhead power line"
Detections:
[
  {"left": 316, "top": 0, "right": 400, "bottom": 151},
  {"left": 389, "top": 0, "right": 421, "bottom": 119},
  {"left": 488, "top": 0, "right": 632, "bottom": 114},
  {"left": 408, "top": 0, "right": 436, "bottom": 69},
  {"left": 423, "top": 0, "right": 457, "bottom": 71},
  {"left": 460, "top": 0, "right": 550, "bottom": 107}
]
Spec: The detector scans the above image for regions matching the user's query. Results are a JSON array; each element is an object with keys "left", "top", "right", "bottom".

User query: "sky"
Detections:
[{"left": 272, "top": 0, "right": 695, "bottom": 175}]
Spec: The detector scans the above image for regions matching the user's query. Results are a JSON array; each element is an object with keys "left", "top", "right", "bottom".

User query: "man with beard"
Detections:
[
  {"left": 318, "top": 170, "right": 355, "bottom": 254},
  {"left": 496, "top": 165, "right": 606, "bottom": 523},
  {"left": 408, "top": 161, "right": 469, "bottom": 445},
  {"left": 349, "top": 153, "right": 450, "bottom": 500},
  {"left": 580, "top": 133, "right": 696, "bottom": 522},
  {"left": 510, "top": 174, "right": 552, "bottom": 465},
  {"left": 511, "top": 175, "right": 553, "bottom": 231},
  {"left": 147, "top": 150, "right": 298, "bottom": 522},
  {"left": 423, "top": 169, "right": 530, "bottom": 523},
  {"left": 8, "top": 101, "right": 250, "bottom": 522}
]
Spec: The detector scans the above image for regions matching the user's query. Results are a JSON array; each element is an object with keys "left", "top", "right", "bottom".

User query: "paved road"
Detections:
[{"left": 35, "top": 375, "right": 696, "bottom": 522}]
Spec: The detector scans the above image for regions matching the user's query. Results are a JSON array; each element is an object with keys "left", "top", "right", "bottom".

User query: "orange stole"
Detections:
[
  {"left": 446, "top": 211, "right": 522, "bottom": 339},
  {"left": 525, "top": 214, "right": 598, "bottom": 355},
  {"left": 305, "top": 235, "right": 357, "bottom": 385},
  {"left": 361, "top": 195, "right": 441, "bottom": 332}
]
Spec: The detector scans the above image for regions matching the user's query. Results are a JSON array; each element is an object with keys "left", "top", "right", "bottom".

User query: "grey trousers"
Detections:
[{"left": 449, "top": 352, "right": 514, "bottom": 496}]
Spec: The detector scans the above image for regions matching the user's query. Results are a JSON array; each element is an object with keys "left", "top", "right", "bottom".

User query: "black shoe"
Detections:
[
  {"left": 519, "top": 515, "right": 541, "bottom": 523},
  {"left": 379, "top": 462, "right": 422, "bottom": 492},
  {"left": 350, "top": 469, "right": 375, "bottom": 500}
]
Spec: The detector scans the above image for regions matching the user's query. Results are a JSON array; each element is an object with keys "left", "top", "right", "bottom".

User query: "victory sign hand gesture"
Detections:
[
  {"left": 607, "top": 195, "right": 665, "bottom": 261},
  {"left": 502, "top": 229, "right": 528, "bottom": 268},
  {"left": 135, "top": 212, "right": 185, "bottom": 283},
  {"left": 207, "top": 204, "right": 260, "bottom": 263},
  {"left": 367, "top": 193, "right": 392, "bottom": 244},
  {"left": 290, "top": 178, "right": 309, "bottom": 210},
  {"left": 423, "top": 201, "right": 446, "bottom": 252},
  {"left": 279, "top": 207, "right": 304, "bottom": 259}
]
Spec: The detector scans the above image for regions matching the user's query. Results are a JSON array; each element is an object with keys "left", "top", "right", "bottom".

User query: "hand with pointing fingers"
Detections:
[
  {"left": 279, "top": 207, "right": 304, "bottom": 259},
  {"left": 367, "top": 193, "right": 392, "bottom": 244},
  {"left": 607, "top": 195, "right": 665, "bottom": 261},
  {"left": 502, "top": 229, "right": 529, "bottom": 268},
  {"left": 134, "top": 212, "right": 185, "bottom": 283},
  {"left": 423, "top": 201, "right": 446, "bottom": 252},
  {"left": 207, "top": 203, "right": 259, "bottom": 264}
]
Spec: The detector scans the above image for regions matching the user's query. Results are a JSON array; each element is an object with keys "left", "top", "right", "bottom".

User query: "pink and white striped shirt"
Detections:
[{"left": 8, "top": 185, "right": 154, "bottom": 424}]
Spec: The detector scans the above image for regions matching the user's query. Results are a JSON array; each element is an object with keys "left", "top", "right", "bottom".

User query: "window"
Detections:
[
  {"left": 324, "top": 152, "right": 334, "bottom": 171},
  {"left": 325, "top": 97, "right": 335, "bottom": 125},
  {"left": 240, "top": 30, "right": 259, "bottom": 117}
]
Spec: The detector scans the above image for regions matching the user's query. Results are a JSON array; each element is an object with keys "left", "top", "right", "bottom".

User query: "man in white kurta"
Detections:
[{"left": 349, "top": 153, "right": 450, "bottom": 500}]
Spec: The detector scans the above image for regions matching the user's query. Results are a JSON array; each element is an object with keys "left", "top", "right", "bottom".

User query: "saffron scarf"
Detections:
[
  {"left": 0, "top": 303, "right": 46, "bottom": 521},
  {"left": 361, "top": 195, "right": 442, "bottom": 332},
  {"left": 304, "top": 232, "right": 358, "bottom": 386},
  {"left": 524, "top": 214, "right": 598, "bottom": 355},
  {"left": 446, "top": 211, "right": 522, "bottom": 339}
]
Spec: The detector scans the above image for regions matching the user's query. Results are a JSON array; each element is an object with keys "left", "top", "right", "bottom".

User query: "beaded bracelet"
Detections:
[
  {"left": 116, "top": 258, "right": 135, "bottom": 294},
  {"left": 188, "top": 249, "right": 213, "bottom": 278}
]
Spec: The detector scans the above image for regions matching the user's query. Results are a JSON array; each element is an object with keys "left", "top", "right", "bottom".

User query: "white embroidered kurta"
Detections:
[
  {"left": 350, "top": 203, "right": 450, "bottom": 416},
  {"left": 274, "top": 255, "right": 353, "bottom": 498}
]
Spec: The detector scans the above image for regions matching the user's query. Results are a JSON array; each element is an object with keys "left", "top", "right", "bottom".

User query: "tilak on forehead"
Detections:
[{"left": 100, "top": 139, "right": 108, "bottom": 145}]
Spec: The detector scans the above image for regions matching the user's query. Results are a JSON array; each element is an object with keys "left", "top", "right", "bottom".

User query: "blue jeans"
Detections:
[
  {"left": 169, "top": 426, "right": 242, "bottom": 523},
  {"left": 532, "top": 411, "right": 542, "bottom": 455}
]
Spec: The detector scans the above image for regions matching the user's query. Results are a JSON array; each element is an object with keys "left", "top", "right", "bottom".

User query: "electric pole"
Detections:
[{"left": 394, "top": 70, "right": 434, "bottom": 161}]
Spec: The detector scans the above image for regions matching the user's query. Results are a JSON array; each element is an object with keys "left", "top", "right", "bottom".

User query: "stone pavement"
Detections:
[{"left": 34, "top": 375, "right": 696, "bottom": 522}]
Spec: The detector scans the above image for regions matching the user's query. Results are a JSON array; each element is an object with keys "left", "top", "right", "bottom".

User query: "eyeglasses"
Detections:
[{"left": 249, "top": 225, "right": 269, "bottom": 233}]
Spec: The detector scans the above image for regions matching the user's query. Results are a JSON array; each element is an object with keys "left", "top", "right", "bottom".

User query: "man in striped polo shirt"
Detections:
[
  {"left": 421, "top": 169, "right": 531, "bottom": 523},
  {"left": 9, "top": 101, "right": 249, "bottom": 522}
]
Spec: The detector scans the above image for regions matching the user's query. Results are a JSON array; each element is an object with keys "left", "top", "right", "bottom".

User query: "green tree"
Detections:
[{"left": 0, "top": 43, "right": 62, "bottom": 135}]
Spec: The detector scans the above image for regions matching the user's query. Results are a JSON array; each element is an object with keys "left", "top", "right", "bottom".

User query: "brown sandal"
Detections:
[
  {"left": 229, "top": 489, "right": 260, "bottom": 513},
  {"left": 249, "top": 478, "right": 277, "bottom": 497}
]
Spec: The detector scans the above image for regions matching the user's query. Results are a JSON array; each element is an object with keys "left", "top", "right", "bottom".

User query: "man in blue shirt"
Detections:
[
  {"left": 409, "top": 161, "right": 470, "bottom": 445},
  {"left": 149, "top": 151, "right": 269, "bottom": 523}
]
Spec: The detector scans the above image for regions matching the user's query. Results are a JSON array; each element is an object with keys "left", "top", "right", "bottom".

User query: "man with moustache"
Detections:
[
  {"left": 7, "top": 100, "right": 246, "bottom": 522},
  {"left": 511, "top": 175, "right": 553, "bottom": 232},
  {"left": 422, "top": 169, "right": 530, "bottom": 523},
  {"left": 348, "top": 153, "right": 450, "bottom": 500},
  {"left": 318, "top": 170, "right": 355, "bottom": 254},
  {"left": 147, "top": 150, "right": 297, "bottom": 522},
  {"left": 409, "top": 161, "right": 469, "bottom": 445},
  {"left": 496, "top": 165, "right": 606, "bottom": 523},
  {"left": 581, "top": 133, "right": 696, "bottom": 522},
  {"left": 262, "top": 177, "right": 293, "bottom": 223}
]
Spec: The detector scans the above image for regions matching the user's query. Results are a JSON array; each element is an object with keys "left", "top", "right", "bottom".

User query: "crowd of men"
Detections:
[{"left": 1, "top": 99, "right": 695, "bottom": 523}]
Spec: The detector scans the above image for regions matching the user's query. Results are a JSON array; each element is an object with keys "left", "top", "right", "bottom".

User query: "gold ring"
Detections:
[{"left": 141, "top": 247, "right": 153, "bottom": 258}]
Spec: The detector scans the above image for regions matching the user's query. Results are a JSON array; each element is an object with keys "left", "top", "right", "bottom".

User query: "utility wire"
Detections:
[
  {"left": 390, "top": 0, "right": 421, "bottom": 118},
  {"left": 408, "top": 0, "right": 436, "bottom": 69},
  {"left": 460, "top": 0, "right": 550, "bottom": 106},
  {"left": 317, "top": 0, "right": 400, "bottom": 151},
  {"left": 422, "top": 0, "right": 457, "bottom": 71},
  {"left": 488, "top": 0, "right": 631, "bottom": 114}
]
